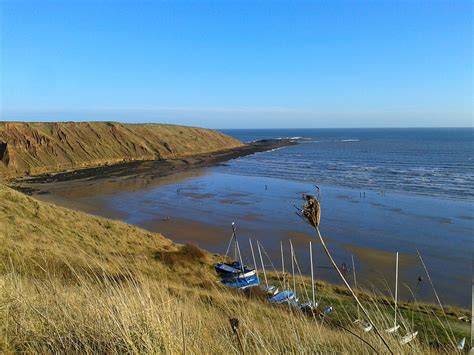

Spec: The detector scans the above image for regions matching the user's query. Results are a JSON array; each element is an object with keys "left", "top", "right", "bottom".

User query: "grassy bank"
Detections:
[
  {"left": 0, "top": 122, "right": 242, "bottom": 179},
  {"left": 0, "top": 184, "right": 470, "bottom": 353}
]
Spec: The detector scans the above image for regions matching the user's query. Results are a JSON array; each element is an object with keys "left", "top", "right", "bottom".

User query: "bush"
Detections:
[{"left": 155, "top": 243, "right": 206, "bottom": 268}]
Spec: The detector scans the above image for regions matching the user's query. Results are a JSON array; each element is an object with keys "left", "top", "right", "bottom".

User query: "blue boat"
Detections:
[
  {"left": 222, "top": 275, "right": 260, "bottom": 289},
  {"left": 270, "top": 290, "right": 296, "bottom": 304},
  {"left": 214, "top": 222, "right": 257, "bottom": 281},
  {"left": 214, "top": 262, "right": 256, "bottom": 279}
]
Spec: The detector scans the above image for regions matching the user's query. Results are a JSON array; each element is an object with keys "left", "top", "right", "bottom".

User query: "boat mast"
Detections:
[
  {"left": 257, "top": 241, "right": 269, "bottom": 288},
  {"left": 231, "top": 222, "right": 237, "bottom": 261},
  {"left": 310, "top": 241, "right": 315, "bottom": 306},
  {"left": 394, "top": 252, "right": 399, "bottom": 328},
  {"left": 281, "top": 241, "right": 286, "bottom": 290},
  {"left": 249, "top": 238, "right": 258, "bottom": 276},
  {"left": 351, "top": 255, "right": 360, "bottom": 320},
  {"left": 232, "top": 223, "right": 245, "bottom": 273},
  {"left": 290, "top": 239, "right": 296, "bottom": 297}
]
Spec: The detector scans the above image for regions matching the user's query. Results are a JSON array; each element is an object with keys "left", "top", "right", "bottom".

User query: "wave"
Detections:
[{"left": 339, "top": 139, "right": 360, "bottom": 142}]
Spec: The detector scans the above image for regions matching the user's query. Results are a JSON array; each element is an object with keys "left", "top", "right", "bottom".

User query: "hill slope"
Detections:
[
  {"left": 1, "top": 184, "right": 467, "bottom": 353},
  {"left": 0, "top": 122, "right": 242, "bottom": 179}
]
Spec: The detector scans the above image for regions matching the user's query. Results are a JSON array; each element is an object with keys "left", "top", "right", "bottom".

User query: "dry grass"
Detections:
[{"left": 0, "top": 184, "right": 469, "bottom": 353}]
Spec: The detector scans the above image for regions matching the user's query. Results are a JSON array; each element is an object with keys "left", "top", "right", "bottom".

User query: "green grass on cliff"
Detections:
[{"left": 0, "top": 122, "right": 242, "bottom": 179}]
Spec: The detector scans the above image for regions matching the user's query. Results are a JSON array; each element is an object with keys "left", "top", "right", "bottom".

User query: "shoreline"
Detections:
[{"left": 9, "top": 138, "right": 297, "bottom": 194}]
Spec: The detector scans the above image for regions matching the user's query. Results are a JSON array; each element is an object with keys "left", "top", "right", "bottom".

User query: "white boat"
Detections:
[
  {"left": 385, "top": 325, "right": 400, "bottom": 334},
  {"left": 263, "top": 285, "right": 279, "bottom": 296},
  {"left": 400, "top": 331, "right": 418, "bottom": 345}
]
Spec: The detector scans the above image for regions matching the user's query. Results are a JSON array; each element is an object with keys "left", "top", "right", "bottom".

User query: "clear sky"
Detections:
[{"left": 0, "top": 0, "right": 472, "bottom": 128}]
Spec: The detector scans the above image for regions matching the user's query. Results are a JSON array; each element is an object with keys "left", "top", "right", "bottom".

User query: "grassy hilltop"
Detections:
[
  {"left": 0, "top": 122, "right": 242, "bottom": 179},
  {"left": 0, "top": 184, "right": 470, "bottom": 353}
]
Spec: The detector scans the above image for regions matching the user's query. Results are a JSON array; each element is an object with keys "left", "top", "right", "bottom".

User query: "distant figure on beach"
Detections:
[
  {"left": 265, "top": 184, "right": 268, "bottom": 190},
  {"left": 340, "top": 262, "right": 349, "bottom": 274}
]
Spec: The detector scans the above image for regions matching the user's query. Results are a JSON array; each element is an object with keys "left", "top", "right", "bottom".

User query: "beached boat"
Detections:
[
  {"left": 214, "top": 222, "right": 256, "bottom": 280},
  {"left": 214, "top": 262, "right": 256, "bottom": 278},
  {"left": 270, "top": 290, "right": 296, "bottom": 304},
  {"left": 222, "top": 275, "right": 260, "bottom": 289},
  {"left": 400, "top": 331, "right": 418, "bottom": 345}
]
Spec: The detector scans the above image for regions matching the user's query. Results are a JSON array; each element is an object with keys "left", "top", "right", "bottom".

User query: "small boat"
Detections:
[
  {"left": 457, "top": 337, "right": 465, "bottom": 350},
  {"left": 299, "top": 300, "right": 318, "bottom": 312},
  {"left": 269, "top": 242, "right": 298, "bottom": 305},
  {"left": 400, "top": 331, "right": 418, "bottom": 345},
  {"left": 214, "top": 223, "right": 257, "bottom": 279},
  {"left": 262, "top": 284, "right": 279, "bottom": 296},
  {"left": 270, "top": 290, "right": 296, "bottom": 304},
  {"left": 222, "top": 275, "right": 260, "bottom": 289},
  {"left": 323, "top": 306, "right": 333, "bottom": 315},
  {"left": 214, "top": 262, "right": 256, "bottom": 279},
  {"left": 385, "top": 325, "right": 400, "bottom": 334}
]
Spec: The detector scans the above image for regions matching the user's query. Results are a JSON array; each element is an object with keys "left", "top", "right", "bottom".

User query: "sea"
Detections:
[{"left": 219, "top": 128, "right": 473, "bottom": 201}]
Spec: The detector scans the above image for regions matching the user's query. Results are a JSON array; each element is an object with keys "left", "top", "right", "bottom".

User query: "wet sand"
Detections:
[{"left": 10, "top": 138, "right": 296, "bottom": 196}]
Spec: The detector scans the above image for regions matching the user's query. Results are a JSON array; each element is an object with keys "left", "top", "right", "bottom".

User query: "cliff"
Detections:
[{"left": 0, "top": 122, "right": 242, "bottom": 179}]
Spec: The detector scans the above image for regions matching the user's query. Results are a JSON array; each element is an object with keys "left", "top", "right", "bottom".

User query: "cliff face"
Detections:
[{"left": 0, "top": 122, "right": 242, "bottom": 179}]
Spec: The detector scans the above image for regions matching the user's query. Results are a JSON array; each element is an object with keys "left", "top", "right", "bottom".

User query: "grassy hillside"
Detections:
[
  {"left": 0, "top": 122, "right": 242, "bottom": 179},
  {"left": 0, "top": 185, "right": 470, "bottom": 353}
]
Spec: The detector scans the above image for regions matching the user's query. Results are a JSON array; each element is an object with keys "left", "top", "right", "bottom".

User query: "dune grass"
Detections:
[{"left": 0, "top": 184, "right": 470, "bottom": 353}]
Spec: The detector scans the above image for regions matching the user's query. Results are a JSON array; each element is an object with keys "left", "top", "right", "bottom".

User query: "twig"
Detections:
[
  {"left": 325, "top": 317, "right": 380, "bottom": 354},
  {"left": 181, "top": 311, "right": 186, "bottom": 355},
  {"left": 416, "top": 249, "right": 457, "bottom": 349},
  {"left": 315, "top": 226, "right": 393, "bottom": 354},
  {"left": 229, "top": 318, "right": 245, "bottom": 355}
]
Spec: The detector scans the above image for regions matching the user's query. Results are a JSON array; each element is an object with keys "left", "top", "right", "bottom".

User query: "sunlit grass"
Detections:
[{"left": 0, "top": 184, "right": 470, "bottom": 353}]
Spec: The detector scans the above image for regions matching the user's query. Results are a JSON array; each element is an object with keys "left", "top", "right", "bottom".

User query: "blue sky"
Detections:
[{"left": 0, "top": 0, "right": 472, "bottom": 128}]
